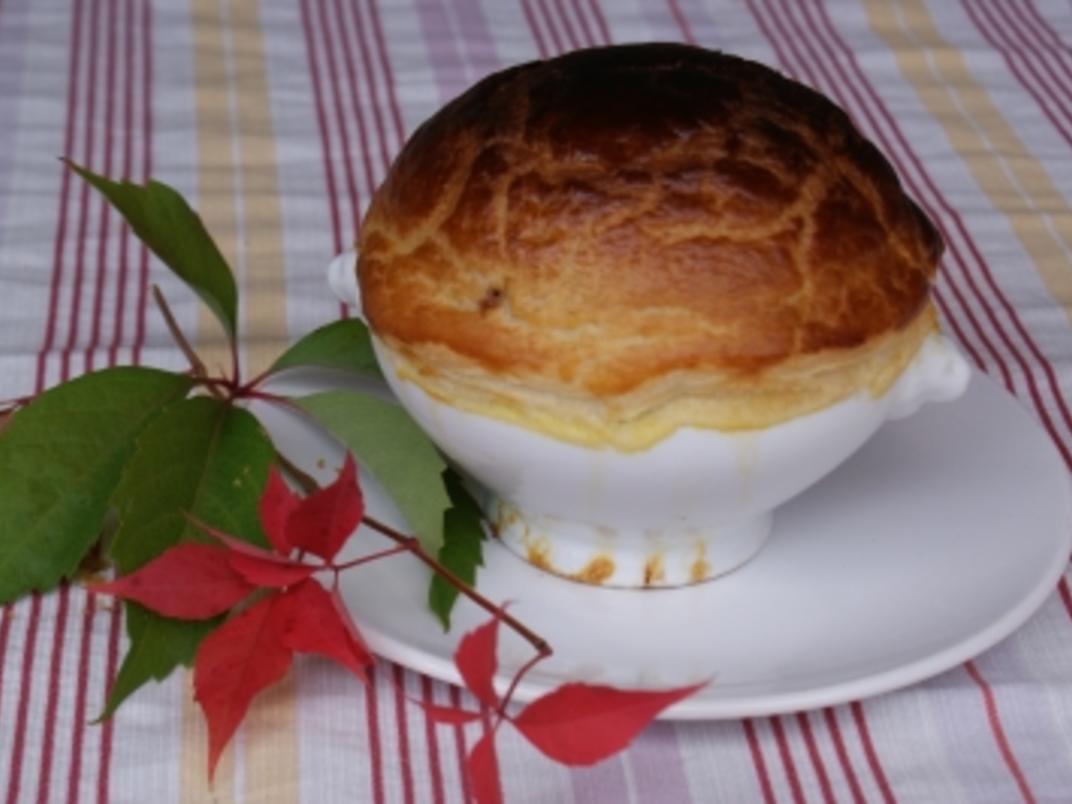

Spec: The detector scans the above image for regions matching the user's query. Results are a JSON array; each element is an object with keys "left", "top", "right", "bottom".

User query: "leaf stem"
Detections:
[
  {"left": 496, "top": 648, "right": 551, "bottom": 720},
  {"left": 273, "top": 450, "right": 320, "bottom": 497},
  {"left": 229, "top": 336, "right": 242, "bottom": 389},
  {"left": 152, "top": 285, "right": 221, "bottom": 399},
  {"left": 236, "top": 366, "right": 274, "bottom": 395},
  {"left": 362, "top": 516, "right": 552, "bottom": 657},
  {"left": 332, "top": 542, "right": 413, "bottom": 572}
]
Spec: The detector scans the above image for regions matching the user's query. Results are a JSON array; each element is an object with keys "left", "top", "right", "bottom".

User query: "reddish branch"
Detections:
[{"left": 362, "top": 516, "right": 552, "bottom": 657}]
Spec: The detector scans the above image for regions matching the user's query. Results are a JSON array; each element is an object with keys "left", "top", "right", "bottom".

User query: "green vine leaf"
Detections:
[
  {"left": 428, "top": 469, "right": 486, "bottom": 630},
  {"left": 0, "top": 367, "right": 192, "bottom": 603},
  {"left": 98, "top": 605, "right": 216, "bottom": 721},
  {"left": 65, "top": 161, "right": 238, "bottom": 340},
  {"left": 103, "top": 397, "right": 275, "bottom": 714},
  {"left": 295, "top": 391, "right": 449, "bottom": 554},
  {"left": 269, "top": 319, "right": 382, "bottom": 380}
]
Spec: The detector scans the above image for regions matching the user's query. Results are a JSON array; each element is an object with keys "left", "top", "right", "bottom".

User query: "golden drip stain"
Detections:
[
  {"left": 690, "top": 543, "right": 711, "bottom": 584},
  {"left": 643, "top": 554, "right": 665, "bottom": 586},
  {"left": 525, "top": 538, "right": 554, "bottom": 572},
  {"left": 573, "top": 554, "right": 616, "bottom": 585}
]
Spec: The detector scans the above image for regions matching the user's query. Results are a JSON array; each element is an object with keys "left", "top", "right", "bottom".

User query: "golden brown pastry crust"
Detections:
[{"left": 358, "top": 44, "right": 943, "bottom": 449}]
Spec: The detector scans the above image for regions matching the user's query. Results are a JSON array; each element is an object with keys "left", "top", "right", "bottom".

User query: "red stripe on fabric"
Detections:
[
  {"left": 655, "top": 8, "right": 887, "bottom": 804},
  {"left": 1020, "top": 0, "right": 1072, "bottom": 57},
  {"left": 108, "top": 0, "right": 138, "bottom": 368},
  {"left": 342, "top": 0, "right": 393, "bottom": 175},
  {"left": 5, "top": 593, "right": 43, "bottom": 804},
  {"left": 760, "top": 0, "right": 1009, "bottom": 386},
  {"left": 59, "top": 0, "right": 104, "bottom": 385},
  {"left": 0, "top": 604, "right": 13, "bottom": 721},
  {"left": 130, "top": 0, "right": 152, "bottom": 366},
  {"left": 84, "top": 0, "right": 121, "bottom": 374},
  {"left": 964, "top": 662, "right": 1037, "bottom": 803},
  {"left": 391, "top": 664, "right": 416, "bottom": 804},
  {"left": 298, "top": 0, "right": 343, "bottom": 255},
  {"left": 666, "top": 0, "right": 696, "bottom": 45},
  {"left": 849, "top": 702, "right": 897, "bottom": 804},
  {"left": 330, "top": 0, "right": 378, "bottom": 200},
  {"left": 420, "top": 676, "right": 446, "bottom": 804},
  {"left": 550, "top": 0, "right": 582, "bottom": 49},
  {"left": 802, "top": 0, "right": 1072, "bottom": 463},
  {"left": 823, "top": 708, "right": 866, "bottom": 804},
  {"left": 763, "top": 0, "right": 1072, "bottom": 474},
  {"left": 1016, "top": 0, "right": 1067, "bottom": 50},
  {"left": 448, "top": 685, "right": 472, "bottom": 804},
  {"left": 754, "top": 0, "right": 1025, "bottom": 401},
  {"left": 1059, "top": 576, "right": 1072, "bottom": 620},
  {"left": 1002, "top": 0, "right": 1072, "bottom": 97},
  {"left": 742, "top": 719, "right": 777, "bottom": 804},
  {"left": 520, "top": 0, "right": 550, "bottom": 58},
  {"left": 1000, "top": 0, "right": 1072, "bottom": 104},
  {"left": 96, "top": 603, "right": 122, "bottom": 804},
  {"left": 566, "top": 0, "right": 597, "bottom": 49},
  {"left": 36, "top": 585, "right": 72, "bottom": 804},
  {"left": 929, "top": 284, "right": 990, "bottom": 378},
  {"left": 365, "top": 0, "right": 407, "bottom": 149},
  {"left": 585, "top": 0, "right": 611, "bottom": 46},
  {"left": 312, "top": 0, "right": 361, "bottom": 239},
  {"left": 30, "top": 0, "right": 101, "bottom": 796},
  {"left": 65, "top": 592, "right": 97, "bottom": 804},
  {"left": 40, "top": 3, "right": 108, "bottom": 791},
  {"left": 532, "top": 0, "right": 567, "bottom": 54},
  {"left": 477, "top": 706, "right": 495, "bottom": 798},
  {"left": 964, "top": 1, "right": 1072, "bottom": 151},
  {"left": 796, "top": 712, "right": 836, "bottom": 804},
  {"left": 365, "top": 664, "right": 386, "bottom": 804},
  {"left": 769, "top": 716, "right": 807, "bottom": 804},
  {"left": 35, "top": 0, "right": 87, "bottom": 392},
  {"left": 100, "top": 2, "right": 148, "bottom": 797},
  {"left": 16, "top": 18, "right": 86, "bottom": 804}
]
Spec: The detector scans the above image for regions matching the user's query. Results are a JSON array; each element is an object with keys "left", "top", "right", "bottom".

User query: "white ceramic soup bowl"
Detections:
[{"left": 329, "top": 251, "right": 971, "bottom": 588}]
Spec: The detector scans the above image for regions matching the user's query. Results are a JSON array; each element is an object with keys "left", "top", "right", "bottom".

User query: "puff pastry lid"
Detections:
[{"left": 357, "top": 43, "right": 943, "bottom": 450}]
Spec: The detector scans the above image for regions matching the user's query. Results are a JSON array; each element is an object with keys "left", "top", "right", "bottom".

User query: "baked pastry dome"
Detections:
[{"left": 357, "top": 43, "right": 942, "bottom": 450}]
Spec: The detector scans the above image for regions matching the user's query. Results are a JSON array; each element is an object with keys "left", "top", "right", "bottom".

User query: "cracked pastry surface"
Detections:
[{"left": 357, "top": 43, "right": 943, "bottom": 450}]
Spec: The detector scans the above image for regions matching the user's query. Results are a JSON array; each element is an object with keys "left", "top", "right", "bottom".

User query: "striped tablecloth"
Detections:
[{"left": 2, "top": 0, "right": 1072, "bottom": 801}]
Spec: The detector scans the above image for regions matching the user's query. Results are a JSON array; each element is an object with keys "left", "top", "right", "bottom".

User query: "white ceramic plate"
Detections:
[{"left": 257, "top": 370, "right": 1071, "bottom": 718}]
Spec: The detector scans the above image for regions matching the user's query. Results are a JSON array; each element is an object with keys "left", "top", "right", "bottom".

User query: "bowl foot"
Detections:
[{"left": 487, "top": 498, "right": 772, "bottom": 588}]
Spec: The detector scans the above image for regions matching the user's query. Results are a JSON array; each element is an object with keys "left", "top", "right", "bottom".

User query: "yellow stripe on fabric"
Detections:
[
  {"left": 186, "top": 0, "right": 299, "bottom": 799},
  {"left": 243, "top": 674, "right": 303, "bottom": 803},
  {"left": 180, "top": 672, "right": 236, "bottom": 803},
  {"left": 190, "top": 0, "right": 289, "bottom": 378},
  {"left": 863, "top": 0, "right": 1072, "bottom": 321},
  {"left": 226, "top": 0, "right": 288, "bottom": 376},
  {"left": 190, "top": 0, "right": 237, "bottom": 379}
]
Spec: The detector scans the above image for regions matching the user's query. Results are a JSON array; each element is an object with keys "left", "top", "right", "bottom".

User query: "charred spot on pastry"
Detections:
[{"left": 478, "top": 286, "right": 504, "bottom": 314}]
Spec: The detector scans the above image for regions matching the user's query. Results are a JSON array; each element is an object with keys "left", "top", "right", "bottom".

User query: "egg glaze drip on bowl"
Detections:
[{"left": 357, "top": 43, "right": 943, "bottom": 451}]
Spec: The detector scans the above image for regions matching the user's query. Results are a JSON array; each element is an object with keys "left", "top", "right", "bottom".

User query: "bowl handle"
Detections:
[
  {"left": 327, "top": 249, "right": 364, "bottom": 321},
  {"left": 886, "top": 335, "right": 971, "bottom": 421}
]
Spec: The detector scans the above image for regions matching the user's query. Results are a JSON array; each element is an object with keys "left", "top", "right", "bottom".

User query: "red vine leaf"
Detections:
[
  {"left": 88, "top": 544, "right": 254, "bottom": 619},
  {"left": 226, "top": 552, "right": 317, "bottom": 588},
  {"left": 275, "top": 579, "right": 372, "bottom": 682},
  {"left": 285, "top": 454, "right": 364, "bottom": 562},
  {"left": 258, "top": 467, "right": 300, "bottom": 554},
  {"left": 511, "top": 681, "right": 707, "bottom": 765},
  {"left": 193, "top": 592, "right": 293, "bottom": 778},
  {"left": 467, "top": 731, "right": 504, "bottom": 804},
  {"left": 415, "top": 700, "right": 482, "bottom": 726},
  {"left": 455, "top": 611, "right": 502, "bottom": 710}
]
